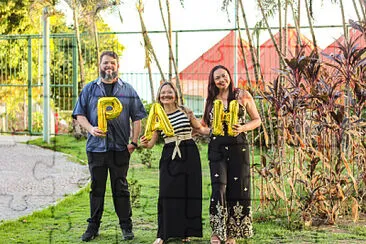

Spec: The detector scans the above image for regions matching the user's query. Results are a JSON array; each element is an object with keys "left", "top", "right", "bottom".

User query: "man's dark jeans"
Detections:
[{"left": 86, "top": 150, "right": 132, "bottom": 229}]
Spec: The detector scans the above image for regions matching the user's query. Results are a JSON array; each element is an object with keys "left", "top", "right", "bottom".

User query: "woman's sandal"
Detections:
[
  {"left": 210, "top": 235, "right": 221, "bottom": 244},
  {"left": 153, "top": 238, "right": 164, "bottom": 244},
  {"left": 225, "top": 238, "right": 236, "bottom": 244}
]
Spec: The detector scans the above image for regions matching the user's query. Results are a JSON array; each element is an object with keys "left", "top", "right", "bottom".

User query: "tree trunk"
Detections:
[
  {"left": 238, "top": 0, "right": 262, "bottom": 86},
  {"left": 290, "top": 0, "right": 301, "bottom": 56},
  {"left": 278, "top": 0, "right": 283, "bottom": 70},
  {"left": 158, "top": 0, "right": 184, "bottom": 104},
  {"left": 284, "top": 0, "right": 288, "bottom": 60},
  {"left": 137, "top": 1, "right": 166, "bottom": 84},
  {"left": 72, "top": 0, "right": 85, "bottom": 88},
  {"left": 339, "top": 0, "right": 348, "bottom": 41},
  {"left": 238, "top": 0, "right": 271, "bottom": 150},
  {"left": 166, "top": 0, "right": 173, "bottom": 81},
  {"left": 358, "top": 0, "right": 366, "bottom": 20},
  {"left": 93, "top": 19, "right": 100, "bottom": 76},
  {"left": 257, "top": 0, "right": 285, "bottom": 66},
  {"left": 235, "top": 9, "right": 251, "bottom": 88},
  {"left": 352, "top": 0, "right": 362, "bottom": 22},
  {"left": 305, "top": 0, "right": 318, "bottom": 54},
  {"left": 145, "top": 48, "right": 155, "bottom": 102}
]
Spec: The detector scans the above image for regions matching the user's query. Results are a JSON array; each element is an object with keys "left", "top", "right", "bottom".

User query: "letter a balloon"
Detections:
[{"left": 144, "top": 103, "right": 175, "bottom": 140}]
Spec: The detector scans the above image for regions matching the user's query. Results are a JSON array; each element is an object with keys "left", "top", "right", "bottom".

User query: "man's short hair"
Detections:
[{"left": 100, "top": 51, "right": 119, "bottom": 63}]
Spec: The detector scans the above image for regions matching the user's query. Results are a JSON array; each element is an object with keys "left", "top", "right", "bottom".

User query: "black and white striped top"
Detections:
[{"left": 161, "top": 109, "right": 192, "bottom": 138}]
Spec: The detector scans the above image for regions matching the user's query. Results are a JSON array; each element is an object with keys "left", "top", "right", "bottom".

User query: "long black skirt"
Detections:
[{"left": 157, "top": 139, "right": 203, "bottom": 240}]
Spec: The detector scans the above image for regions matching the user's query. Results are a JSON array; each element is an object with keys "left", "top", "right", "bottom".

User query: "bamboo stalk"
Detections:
[
  {"left": 304, "top": 0, "right": 318, "bottom": 54},
  {"left": 166, "top": 0, "right": 173, "bottom": 81},
  {"left": 235, "top": 11, "right": 251, "bottom": 88},
  {"left": 158, "top": 0, "right": 184, "bottom": 104},
  {"left": 352, "top": 0, "right": 362, "bottom": 22},
  {"left": 137, "top": 1, "right": 166, "bottom": 84},
  {"left": 358, "top": 0, "right": 366, "bottom": 21},
  {"left": 291, "top": 0, "right": 301, "bottom": 56},
  {"left": 256, "top": 0, "right": 286, "bottom": 66},
  {"left": 339, "top": 0, "right": 349, "bottom": 41},
  {"left": 145, "top": 48, "right": 155, "bottom": 102},
  {"left": 238, "top": 0, "right": 262, "bottom": 86},
  {"left": 284, "top": 0, "right": 288, "bottom": 57}
]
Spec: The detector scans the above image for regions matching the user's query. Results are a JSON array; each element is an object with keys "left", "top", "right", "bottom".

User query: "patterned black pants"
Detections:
[{"left": 208, "top": 134, "right": 253, "bottom": 240}]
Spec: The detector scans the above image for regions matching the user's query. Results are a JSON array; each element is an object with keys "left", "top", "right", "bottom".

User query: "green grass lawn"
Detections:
[{"left": 0, "top": 135, "right": 365, "bottom": 243}]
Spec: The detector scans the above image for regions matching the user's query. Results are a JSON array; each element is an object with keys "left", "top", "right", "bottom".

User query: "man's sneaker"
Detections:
[
  {"left": 81, "top": 223, "right": 99, "bottom": 242},
  {"left": 121, "top": 228, "right": 134, "bottom": 240}
]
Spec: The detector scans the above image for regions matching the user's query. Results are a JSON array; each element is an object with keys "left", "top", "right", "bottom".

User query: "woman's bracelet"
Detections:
[
  {"left": 130, "top": 141, "right": 138, "bottom": 148},
  {"left": 209, "top": 128, "right": 213, "bottom": 137}
]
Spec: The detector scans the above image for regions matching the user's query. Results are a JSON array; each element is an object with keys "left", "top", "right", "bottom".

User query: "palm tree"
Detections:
[{"left": 78, "top": 0, "right": 124, "bottom": 74}]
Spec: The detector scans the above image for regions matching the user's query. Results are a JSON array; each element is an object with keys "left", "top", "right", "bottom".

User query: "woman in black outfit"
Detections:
[
  {"left": 140, "top": 82, "right": 209, "bottom": 244},
  {"left": 202, "top": 65, "right": 261, "bottom": 244}
]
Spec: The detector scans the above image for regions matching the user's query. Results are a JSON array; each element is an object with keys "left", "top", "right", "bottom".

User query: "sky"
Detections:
[{"left": 98, "top": 0, "right": 360, "bottom": 74}]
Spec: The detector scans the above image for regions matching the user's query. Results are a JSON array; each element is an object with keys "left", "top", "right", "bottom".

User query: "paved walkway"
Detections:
[{"left": 0, "top": 135, "right": 89, "bottom": 221}]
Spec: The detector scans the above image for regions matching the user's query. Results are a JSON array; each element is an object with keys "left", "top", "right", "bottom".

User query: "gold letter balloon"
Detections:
[
  {"left": 97, "top": 97, "right": 123, "bottom": 133},
  {"left": 144, "top": 103, "right": 175, "bottom": 140},
  {"left": 212, "top": 99, "right": 239, "bottom": 136}
]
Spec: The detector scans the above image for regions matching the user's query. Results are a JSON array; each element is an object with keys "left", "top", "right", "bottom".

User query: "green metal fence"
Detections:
[
  {"left": 0, "top": 26, "right": 360, "bottom": 134},
  {"left": 0, "top": 32, "right": 124, "bottom": 134},
  {"left": 0, "top": 30, "right": 206, "bottom": 134},
  {"left": 0, "top": 34, "right": 77, "bottom": 134}
]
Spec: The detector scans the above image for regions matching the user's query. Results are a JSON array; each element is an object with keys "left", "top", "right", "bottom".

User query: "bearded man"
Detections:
[{"left": 72, "top": 50, "right": 147, "bottom": 242}]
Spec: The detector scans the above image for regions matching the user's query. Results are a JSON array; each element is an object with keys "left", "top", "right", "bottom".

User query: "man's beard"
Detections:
[{"left": 100, "top": 69, "right": 118, "bottom": 82}]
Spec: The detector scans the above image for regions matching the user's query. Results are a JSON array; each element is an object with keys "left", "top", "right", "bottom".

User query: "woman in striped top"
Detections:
[{"left": 140, "top": 82, "right": 210, "bottom": 244}]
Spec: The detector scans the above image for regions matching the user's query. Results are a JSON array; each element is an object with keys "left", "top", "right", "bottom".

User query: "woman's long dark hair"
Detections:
[{"left": 203, "top": 65, "right": 235, "bottom": 126}]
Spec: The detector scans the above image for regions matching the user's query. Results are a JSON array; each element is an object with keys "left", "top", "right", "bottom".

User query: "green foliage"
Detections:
[
  {"left": 129, "top": 178, "right": 142, "bottom": 208},
  {"left": 262, "top": 39, "right": 366, "bottom": 226},
  {"left": 0, "top": 0, "right": 38, "bottom": 34},
  {"left": 133, "top": 100, "right": 159, "bottom": 168},
  {"left": 32, "top": 111, "right": 43, "bottom": 133},
  {"left": 0, "top": 1, "right": 124, "bottom": 133},
  {"left": 134, "top": 146, "right": 155, "bottom": 168}
]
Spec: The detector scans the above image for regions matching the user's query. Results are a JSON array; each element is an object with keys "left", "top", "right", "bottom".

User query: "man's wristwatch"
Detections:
[{"left": 130, "top": 141, "right": 138, "bottom": 148}]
